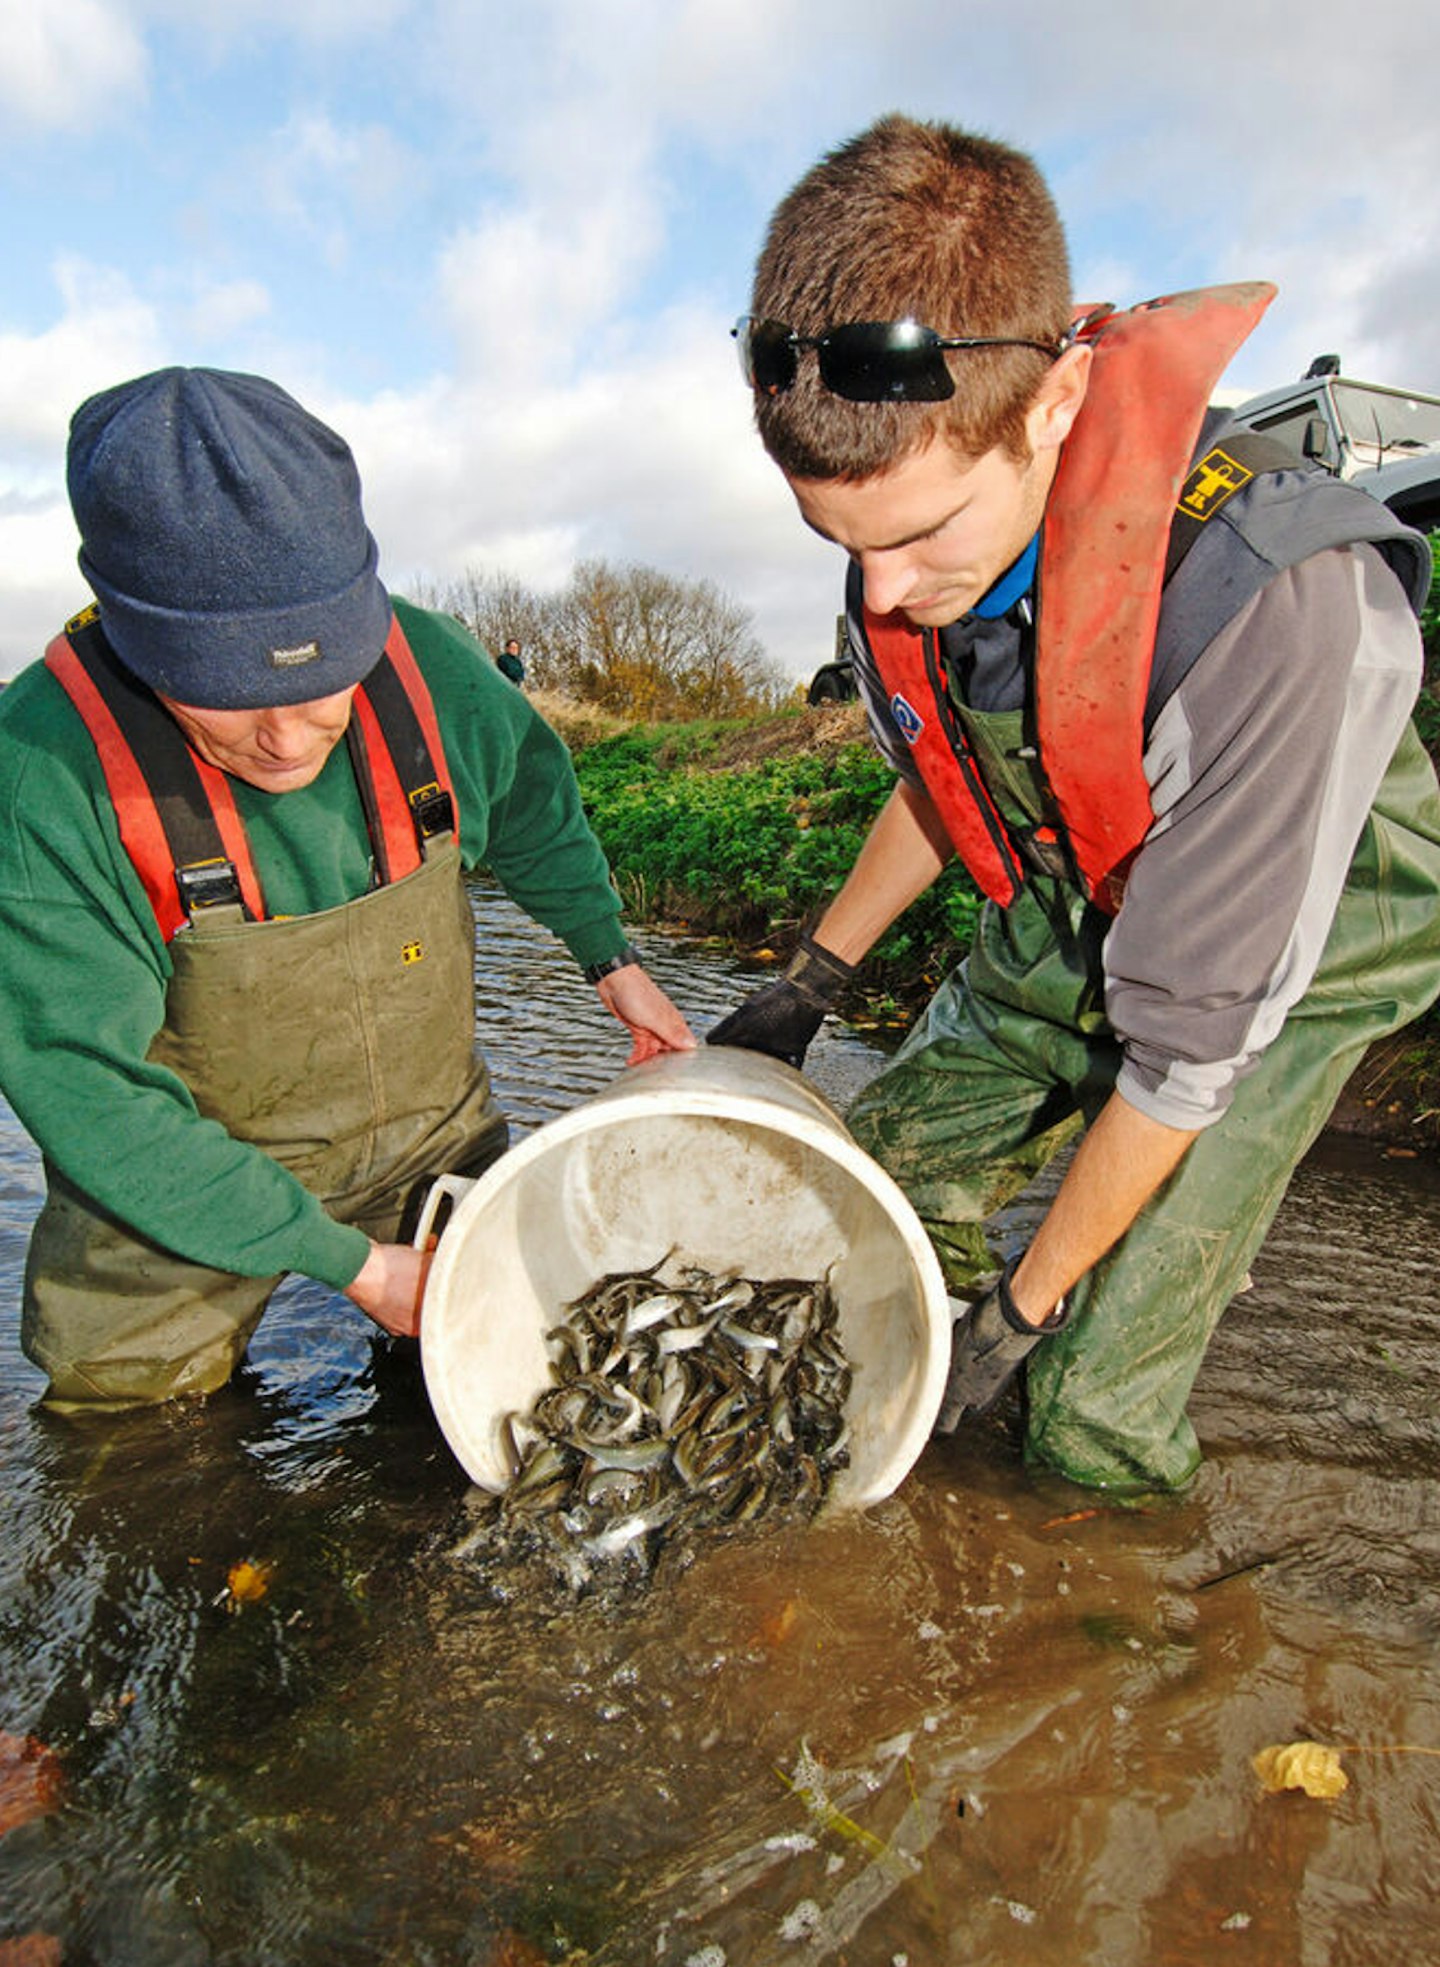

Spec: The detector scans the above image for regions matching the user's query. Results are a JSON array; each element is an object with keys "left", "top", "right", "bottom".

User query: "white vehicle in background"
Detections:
[{"left": 1230, "top": 355, "right": 1440, "bottom": 533}]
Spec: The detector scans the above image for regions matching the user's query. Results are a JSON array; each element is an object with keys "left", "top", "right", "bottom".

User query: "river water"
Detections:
[{"left": 1, "top": 880, "right": 1437, "bottom": 1966}]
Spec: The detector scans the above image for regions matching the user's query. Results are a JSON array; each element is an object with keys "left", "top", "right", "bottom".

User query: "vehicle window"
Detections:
[
  {"left": 1332, "top": 384, "right": 1440, "bottom": 456},
  {"left": 1248, "top": 401, "right": 1325, "bottom": 460}
]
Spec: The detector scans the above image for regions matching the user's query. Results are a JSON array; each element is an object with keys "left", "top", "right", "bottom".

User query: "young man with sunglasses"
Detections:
[{"left": 710, "top": 116, "right": 1440, "bottom": 1492}]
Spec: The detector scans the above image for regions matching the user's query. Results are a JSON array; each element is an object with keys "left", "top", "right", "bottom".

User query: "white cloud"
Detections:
[
  {"left": 0, "top": 259, "right": 169, "bottom": 673},
  {"left": 0, "top": 0, "right": 147, "bottom": 128},
  {"left": 0, "top": 507, "right": 88, "bottom": 671},
  {"left": 326, "top": 301, "right": 840, "bottom": 681},
  {"left": 437, "top": 187, "right": 661, "bottom": 388},
  {"left": 146, "top": 0, "right": 412, "bottom": 43},
  {"left": 5, "top": 2, "right": 1440, "bottom": 689},
  {"left": 249, "top": 110, "right": 423, "bottom": 267},
  {"left": 0, "top": 258, "right": 163, "bottom": 464},
  {"left": 179, "top": 278, "right": 272, "bottom": 344}
]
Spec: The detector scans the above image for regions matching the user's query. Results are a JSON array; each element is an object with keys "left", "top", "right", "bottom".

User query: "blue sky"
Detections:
[{"left": 4, "top": 0, "right": 1439, "bottom": 680}]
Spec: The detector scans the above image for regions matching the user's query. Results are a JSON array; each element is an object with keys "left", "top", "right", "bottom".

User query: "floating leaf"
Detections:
[
  {"left": 0, "top": 1936, "right": 64, "bottom": 1965},
  {"left": 0, "top": 1732, "right": 63, "bottom": 1837},
  {"left": 759, "top": 1599, "right": 800, "bottom": 1648},
  {"left": 222, "top": 1558, "right": 273, "bottom": 1609},
  {"left": 1252, "top": 1741, "right": 1348, "bottom": 1799}
]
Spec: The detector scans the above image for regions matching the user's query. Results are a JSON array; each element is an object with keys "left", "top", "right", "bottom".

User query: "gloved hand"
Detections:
[
  {"left": 934, "top": 1254, "right": 1070, "bottom": 1434},
  {"left": 705, "top": 932, "right": 855, "bottom": 1068}
]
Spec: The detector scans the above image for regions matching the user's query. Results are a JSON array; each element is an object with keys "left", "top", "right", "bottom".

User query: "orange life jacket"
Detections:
[
  {"left": 46, "top": 610, "right": 457, "bottom": 942},
  {"left": 864, "top": 282, "right": 1276, "bottom": 912}
]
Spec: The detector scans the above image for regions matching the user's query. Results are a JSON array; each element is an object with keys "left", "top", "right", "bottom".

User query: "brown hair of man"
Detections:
[{"left": 749, "top": 115, "right": 1073, "bottom": 481}]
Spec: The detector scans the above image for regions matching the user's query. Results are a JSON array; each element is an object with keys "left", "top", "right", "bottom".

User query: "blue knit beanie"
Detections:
[{"left": 67, "top": 367, "right": 392, "bottom": 709}]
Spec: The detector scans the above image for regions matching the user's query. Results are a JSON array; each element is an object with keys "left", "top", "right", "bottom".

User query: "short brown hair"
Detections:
[{"left": 750, "top": 115, "right": 1071, "bottom": 480}]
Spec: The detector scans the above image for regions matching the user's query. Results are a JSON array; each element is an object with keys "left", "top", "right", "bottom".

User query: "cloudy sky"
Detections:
[{"left": 3, "top": 0, "right": 1438, "bottom": 683}]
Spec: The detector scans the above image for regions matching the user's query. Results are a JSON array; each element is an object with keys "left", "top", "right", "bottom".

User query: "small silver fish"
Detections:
[{"left": 484, "top": 1258, "right": 854, "bottom": 1581}]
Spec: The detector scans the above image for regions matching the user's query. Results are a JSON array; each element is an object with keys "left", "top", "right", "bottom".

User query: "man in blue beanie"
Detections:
[{"left": 0, "top": 367, "right": 693, "bottom": 1406}]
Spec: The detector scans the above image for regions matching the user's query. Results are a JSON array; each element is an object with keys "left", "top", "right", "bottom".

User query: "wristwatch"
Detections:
[{"left": 583, "top": 942, "right": 642, "bottom": 984}]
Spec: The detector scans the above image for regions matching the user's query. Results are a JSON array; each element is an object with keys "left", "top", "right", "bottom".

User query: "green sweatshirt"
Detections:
[{"left": 0, "top": 599, "right": 627, "bottom": 1289}]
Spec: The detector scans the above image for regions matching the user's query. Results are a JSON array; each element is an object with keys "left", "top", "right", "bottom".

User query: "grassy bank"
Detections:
[
  {"left": 551, "top": 699, "right": 979, "bottom": 1022},
  {"left": 549, "top": 691, "right": 1440, "bottom": 1150}
]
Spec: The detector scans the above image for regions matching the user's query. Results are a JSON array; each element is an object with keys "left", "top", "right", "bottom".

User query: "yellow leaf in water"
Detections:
[
  {"left": 1252, "top": 1741, "right": 1348, "bottom": 1799},
  {"left": 759, "top": 1598, "right": 801, "bottom": 1647},
  {"left": 225, "top": 1559, "right": 273, "bottom": 1606},
  {"left": 0, "top": 1731, "right": 63, "bottom": 1836}
]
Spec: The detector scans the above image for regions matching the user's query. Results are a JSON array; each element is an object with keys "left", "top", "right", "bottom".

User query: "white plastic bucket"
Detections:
[{"left": 417, "top": 1046, "right": 950, "bottom": 1510}]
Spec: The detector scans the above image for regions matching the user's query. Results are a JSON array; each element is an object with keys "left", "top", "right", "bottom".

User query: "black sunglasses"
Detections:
[{"left": 732, "top": 314, "right": 1064, "bottom": 403}]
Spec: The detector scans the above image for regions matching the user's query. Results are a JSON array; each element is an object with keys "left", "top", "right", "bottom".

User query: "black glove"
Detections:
[
  {"left": 934, "top": 1254, "right": 1070, "bottom": 1435},
  {"left": 705, "top": 932, "right": 856, "bottom": 1068}
]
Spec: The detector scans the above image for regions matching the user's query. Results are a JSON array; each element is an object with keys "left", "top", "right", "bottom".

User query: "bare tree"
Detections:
[
  {"left": 400, "top": 558, "right": 787, "bottom": 716},
  {"left": 551, "top": 559, "right": 786, "bottom": 715},
  {"left": 427, "top": 571, "right": 565, "bottom": 688}
]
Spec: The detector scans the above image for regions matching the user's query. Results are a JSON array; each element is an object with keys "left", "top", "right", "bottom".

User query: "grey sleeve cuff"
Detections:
[{"left": 1115, "top": 1057, "right": 1235, "bottom": 1132}]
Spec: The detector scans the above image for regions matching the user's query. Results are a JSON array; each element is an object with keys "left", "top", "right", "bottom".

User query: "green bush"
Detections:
[
  {"left": 573, "top": 727, "right": 980, "bottom": 998},
  {"left": 1421, "top": 529, "right": 1440, "bottom": 654},
  {"left": 1416, "top": 530, "right": 1440, "bottom": 759}
]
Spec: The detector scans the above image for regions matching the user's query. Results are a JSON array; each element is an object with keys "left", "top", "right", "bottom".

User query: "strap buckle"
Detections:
[
  {"left": 175, "top": 857, "right": 244, "bottom": 915},
  {"left": 1014, "top": 825, "right": 1074, "bottom": 883},
  {"left": 408, "top": 781, "right": 455, "bottom": 841}
]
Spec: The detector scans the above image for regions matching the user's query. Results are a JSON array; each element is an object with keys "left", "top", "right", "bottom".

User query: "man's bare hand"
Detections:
[
  {"left": 344, "top": 1240, "right": 431, "bottom": 1337},
  {"left": 596, "top": 964, "right": 696, "bottom": 1064}
]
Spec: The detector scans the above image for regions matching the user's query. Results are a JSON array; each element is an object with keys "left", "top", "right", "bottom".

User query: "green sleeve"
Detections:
[
  {"left": 0, "top": 662, "right": 369, "bottom": 1289},
  {"left": 393, "top": 600, "right": 629, "bottom": 971}
]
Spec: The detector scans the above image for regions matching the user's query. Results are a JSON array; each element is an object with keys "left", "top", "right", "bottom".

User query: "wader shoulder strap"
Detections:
[
  {"left": 45, "top": 610, "right": 265, "bottom": 940},
  {"left": 48, "top": 609, "right": 458, "bottom": 938},
  {"left": 345, "top": 614, "right": 458, "bottom": 886}
]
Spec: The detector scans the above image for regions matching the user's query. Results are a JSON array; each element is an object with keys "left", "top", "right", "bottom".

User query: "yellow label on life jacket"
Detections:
[{"left": 1178, "top": 446, "right": 1254, "bottom": 521}]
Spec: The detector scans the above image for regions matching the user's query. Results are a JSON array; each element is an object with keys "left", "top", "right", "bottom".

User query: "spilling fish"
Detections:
[{"left": 485, "top": 1257, "right": 854, "bottom": 1581}]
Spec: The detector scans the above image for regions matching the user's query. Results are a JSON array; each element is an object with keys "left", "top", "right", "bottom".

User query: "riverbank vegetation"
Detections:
[
  {"left": 432, "top": 533, "right": 1440, "bottom": 1145},
  {"left": 548, "top": 697, "right": 977, "bottom": 1020}
]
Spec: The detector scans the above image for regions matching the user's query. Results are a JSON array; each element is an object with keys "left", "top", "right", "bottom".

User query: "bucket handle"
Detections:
[{"left": 411, "top": 1172, "right": 476, "bottom": 1252}]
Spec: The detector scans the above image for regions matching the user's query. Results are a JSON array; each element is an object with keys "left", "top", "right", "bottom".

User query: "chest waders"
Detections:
[
  {"left": 847, "top": 703, "right": 1440, "bottom": 1492},
  {"left": 24, "top": 629, "right": 508, "bottom": 1407}
]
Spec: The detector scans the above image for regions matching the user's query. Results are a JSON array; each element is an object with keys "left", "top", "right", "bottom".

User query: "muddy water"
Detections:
[{"left": 1, "top": 880, "right": 1437, "bottom": 1966}]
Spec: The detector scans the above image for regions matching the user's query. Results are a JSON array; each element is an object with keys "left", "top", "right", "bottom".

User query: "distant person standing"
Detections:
[{"left": 497, "top": 637, "right": 526, "bottom": 686}]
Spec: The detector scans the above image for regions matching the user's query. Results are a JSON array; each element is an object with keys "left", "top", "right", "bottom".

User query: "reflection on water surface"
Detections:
[{"left": 0, "top": 881, "right": 1437, "bottom": 1965}]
